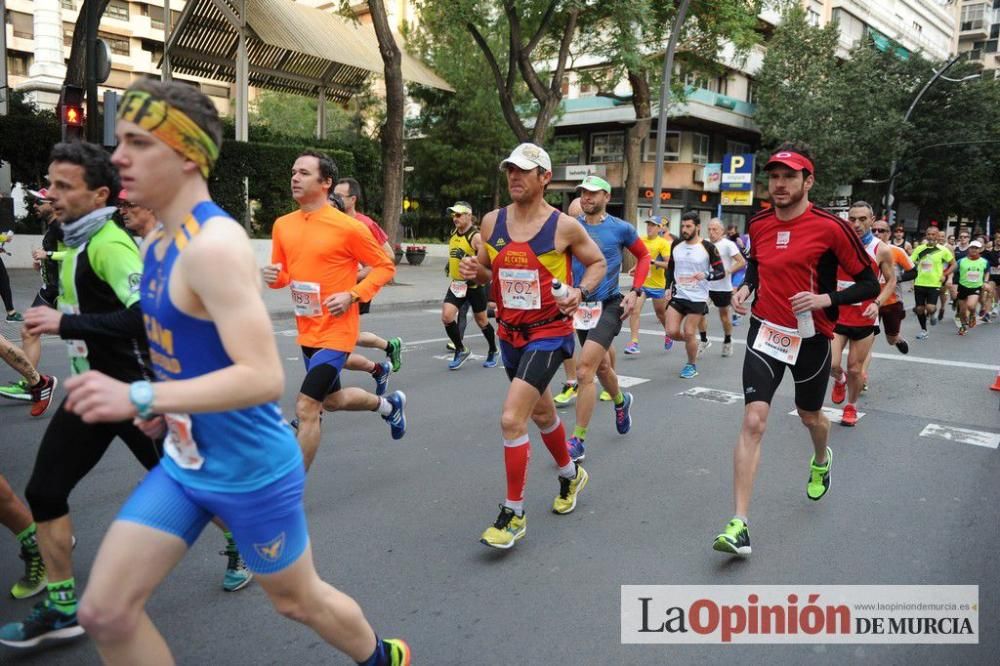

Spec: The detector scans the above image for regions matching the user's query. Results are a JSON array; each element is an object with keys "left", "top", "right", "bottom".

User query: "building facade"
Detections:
[{"left": 955, "top": 0, "right": 1000, "bottom": 74}]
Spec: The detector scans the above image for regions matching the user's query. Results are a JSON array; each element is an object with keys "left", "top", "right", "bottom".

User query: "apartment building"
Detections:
[{"left": 955, "top": 0, "right": 1000, "bottom": 74}]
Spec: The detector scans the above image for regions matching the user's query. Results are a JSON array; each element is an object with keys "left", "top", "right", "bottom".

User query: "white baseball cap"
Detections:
[
  {"left": 499, "top": 143, "right": 552, "bottom": 173},
  {"left": 969, "top": 240, "right": 983, "bottom": 249}
]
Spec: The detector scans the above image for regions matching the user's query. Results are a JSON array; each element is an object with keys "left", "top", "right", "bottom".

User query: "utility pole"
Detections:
[
  {"left": 0, "top": 0, "right": 13, "bottom": 198},
  {"left": 651, "top": 0, "right": 691, "bottom": 220},
  {"left": 86, "top": 0, "right": 101, "bottom": 142}
]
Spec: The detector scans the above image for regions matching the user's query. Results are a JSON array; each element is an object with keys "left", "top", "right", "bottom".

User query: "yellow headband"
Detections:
[{"left": 117, "top": 90, "right": 220, "bottom": 178}]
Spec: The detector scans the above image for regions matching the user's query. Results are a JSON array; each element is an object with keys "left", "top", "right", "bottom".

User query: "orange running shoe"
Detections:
[
  {"left": 841, "top": 403, "right": 858, "bottom": 427},
  {"left": 831, "top": 374, "right": 847, "bottom": 405},
  {"left": 29, "top": 375, "right": 57, "bottom": 417}
]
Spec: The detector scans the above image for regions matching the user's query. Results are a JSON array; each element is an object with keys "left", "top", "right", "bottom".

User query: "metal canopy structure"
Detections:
[{"left": 162, "top": 0, "right": 452, "bottom": 139}]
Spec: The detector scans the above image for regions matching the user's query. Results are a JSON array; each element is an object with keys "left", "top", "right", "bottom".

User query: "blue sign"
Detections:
[{"left": 721, "top": 153, "right": 755, "bottom": 192}]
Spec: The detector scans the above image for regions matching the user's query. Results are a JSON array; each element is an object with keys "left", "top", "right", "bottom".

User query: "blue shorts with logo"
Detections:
[
  {"left": 117, "top": 463, "right": 309, "bottom": 574},
  {"left": 641, "top": 287, "right": 666, "bottom": 299}
]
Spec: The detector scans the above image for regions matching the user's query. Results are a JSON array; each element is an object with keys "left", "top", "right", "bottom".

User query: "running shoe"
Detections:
[
  {"left": 958, "top": 325, "right": 967, "bottom": 336},
  {"left": 830, "top": 374, "right": 847, "bottom": 405},
  {"left": 969, "top": 316, "right": 977, "bottom": 329},
  {"left": 0, "top": 378, "right": 31, "bottom": 402},
  {"left": 482, "top": 351, "right": 499, "bottom": 368},
  {"left": 374, "top": 361, "right": 391, "bottom": 396},
  {"left": 624, "top": 341, "right": 640, "bottom": 355},
  {"left": 664, "top": 335, "right": 673, "bottom": 350},
  {"left": 480, "top": 505, "right": 526, "bottom": 549},
  {"left": 895, "top": 339, "right": 909, "bottom": 354},
  {"left": 697, "top": 340, "right": 712, "bottom": 357},
  {"left": 916, "top": 329, "right": 929, "bottom": 339},
  {"left": 383, "top": 391, "right": 407, "bottom": 440},
  {"left": 446, "top": 341, "right": 456, "bottom": 351},
  {"left": 679, "top": 363, "right": 698, "bottom": 379},
  {"left": 599, "top": 390, "right": 612, "bottom": 402},
  {"left": 220, "top": 545, "right": 253, "bottom": 592},
  {"left": 5, "top": 311, "right": 23, "bottom": 322},
  {"left": 554, "top": 382, "right": 578, "bottom": 406},
  {"left": 722, "top": 342, "right": 734, "bottom": 357},
  {"left": 552, "top": 464, "right": 589, "bottom": 515},
  {"left": 30, "top": 375, "right": 57, "bottom": 417},
  {"left": 0, "top": 600, "right": 84, "bottom": 648},
  {"left": 953, "top": 315, "right": 963, "bottom": 329},
  {"left": 807, "top": 448, "right": 832, "bottom": 501},
  {"left": 10, "top": 545, "right": 46, "bottom": 600},
  {"left": 567, "top": 436, "right": 585, "bottom": 462},
  {"left": 448, "top": 348, "right": 471, "bottom": 370},
  {"left": 841, "top": 404, "right": 858, "bottom": 427},
  {"left": 614, "top": 392, "right": 633, "bottom": 435},
  {"left": 712, "top": 518, "right": 751, "bottom": 557},
  {"left": 732, "top": 314, "right": 742, "bottom": 327},
  {"left": 929, "top": 313, "right": 938, "bottom": 326},
  {"left": 384, "top": 638, "right": 412, "bottom": 666},
  {"left": 385, "top": 337, "right": 403, "bottom": 373}
]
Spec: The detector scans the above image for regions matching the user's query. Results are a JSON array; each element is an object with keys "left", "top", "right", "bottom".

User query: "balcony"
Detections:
[{"left": 960, "top": 20, "right": 989, "bottom": 38}]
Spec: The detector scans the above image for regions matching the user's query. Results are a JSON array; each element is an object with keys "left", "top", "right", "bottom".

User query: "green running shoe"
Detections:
[
  {"left": 713, "top": 518, "right": 751, "bottom": 557},
  {"left": 384, "top": 638, "right": 411, "bottom": 665},
  {"left": 10, "top": 545, "right": 47, "bottom": 600},
  {"left": 385, "top": 337, "right": 403, "bottom": 373},
  {"left": 807, "top": 448, "right": 832, "bottom": 501},
  {"left": 220, "top": 545, "right": 253, "bottom": 592},
  {"left": 0, "top": 378, "right": 31, "bottom": 402}
]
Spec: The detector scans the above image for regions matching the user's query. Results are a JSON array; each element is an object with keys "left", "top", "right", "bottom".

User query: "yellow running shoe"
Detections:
[
  {"left": 554, "top": 382, "right": 578, "bottom": 406},
  {"left": 599, "top": 390, "right": 612, "bottom": 401},
  {"left": 553, "top": 464, "right": 589, "bottom": 515},
  {"left": 480, "top": 505, "right": 526, "bottom": 549}
]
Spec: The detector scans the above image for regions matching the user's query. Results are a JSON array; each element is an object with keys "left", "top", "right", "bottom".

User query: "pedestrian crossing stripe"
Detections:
[
  {"left": 919, "top": 424, "right": 1000, "bottom": 450},
  {"left": 787, "top": 406, "right": 866, "bottom": 424},
  {"left": 677, "top": 387, "right": 743, "bottom": 405}
]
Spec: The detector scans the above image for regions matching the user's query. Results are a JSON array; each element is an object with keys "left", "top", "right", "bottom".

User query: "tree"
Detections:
[{"left": 64, "top": 0, "right": 110, "bottom": 88}]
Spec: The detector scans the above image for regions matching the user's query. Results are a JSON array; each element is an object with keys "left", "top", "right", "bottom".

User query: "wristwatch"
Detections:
[
  {"left": 579, "top": 286, "right": 593, "bottom": 302},
  {"left": 129, "top": 380, "right": 156, "bottom": 419}
]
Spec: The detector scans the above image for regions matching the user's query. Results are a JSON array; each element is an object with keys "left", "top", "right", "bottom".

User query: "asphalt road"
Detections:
[{"left": 1, "top": 300, "right": 998, "bottom": 665}]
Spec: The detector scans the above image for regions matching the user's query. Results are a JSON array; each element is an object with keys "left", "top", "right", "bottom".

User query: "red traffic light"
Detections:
[{"left": 63, "top": 105, "right": 84, "bottom": 127}]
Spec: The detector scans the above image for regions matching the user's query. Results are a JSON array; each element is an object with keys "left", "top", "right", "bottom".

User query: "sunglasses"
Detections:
[
  {"left": 873, "top": 228, "right": 889, "bottom": 233},
  {"left": 118, "top": 201, "right": 136, "bottom": 210}
]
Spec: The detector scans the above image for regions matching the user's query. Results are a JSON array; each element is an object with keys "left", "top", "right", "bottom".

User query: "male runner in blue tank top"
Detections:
[{"left": 62, "top": 79, "right": 409, "bottom": 666}]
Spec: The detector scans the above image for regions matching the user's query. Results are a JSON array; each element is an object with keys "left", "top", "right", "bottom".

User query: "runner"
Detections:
[
  {"left": 0, "top": 229, "right": 21, "bottom": 322},
  {"left": 910, "top": 227, "right": 955, "bottom": 340},
  {"left": 117, "top": 189, "right": 160, "bottom": 239},
  {"left": 56, "top": 79, "right": 410, "bottom": 666},
  {"left": 1, "top": 473, "right": 47, "bottom": 600},
  {"left": 264, "top": 151, "right": 404, "bottom": 470},
  {"left": 458, "top": 142, "right": 605, "bottom": 549},
  {"left": 663, "top": 212, "right": 725, "bottom": 379},
  {"left": 983, "top": 234, "right": 1000, "bottom": 321},
  {"left": 870, "top": 220, "right": 915, "bottom": 354},
  {"left": 564, "top": 175, "right": 648, "bottom": 462},
  {"left": 888, "top": 224, "right": 912, "bottom": 255},
  {"left": 948, "top": 229, "right": 973, "bottom": 327},
  {"left": 333, "top": 177, "right": 404, "bottom": 372},
  {"left": 624, "top": 215, "right": 672, "bottom": 355},
  {"left": 955, "top": 240, "right": 988, "bottom": 335},
  {"left": 827, "top": 202, "right": 896, "bottom": 427},
  {"left": 697, "top": 218, "right": 745, "bottom": 358},
  {"left": 0, "top": 333, "right": 57, "bottom": 415},
  {"left": 441, "top": 201, "right": 498, "bottom": 369},
  {"left": 713, "top": 144, "right": 879, "bottom": 557}
]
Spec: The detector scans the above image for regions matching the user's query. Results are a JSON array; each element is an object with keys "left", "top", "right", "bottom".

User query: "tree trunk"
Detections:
[
  {"left": 621, "top": 70, "right": 652, "bottom": 271},
  {"left": 64, "top": 0, "right": 110, "bottom": 87},
  {"left": 368, "top": 0, "right": 404, "bottom": 245}
]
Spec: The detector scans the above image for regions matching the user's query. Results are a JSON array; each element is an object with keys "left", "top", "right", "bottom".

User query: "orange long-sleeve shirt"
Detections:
[{"left": 270, "top": 204, "right": 395, "bottom": 351}]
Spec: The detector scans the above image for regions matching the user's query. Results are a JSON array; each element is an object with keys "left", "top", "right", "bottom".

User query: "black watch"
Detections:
[{"left": 579, "top": 287, "right": 593, "bottom": 302}]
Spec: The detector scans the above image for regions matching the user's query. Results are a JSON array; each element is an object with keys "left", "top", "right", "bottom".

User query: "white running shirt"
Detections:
[
  {"left": 708, "top": 237, "right": 740, "bottom": 293},
  {"left": 671, "top": 241, "right": 712, "bottom": 303}
]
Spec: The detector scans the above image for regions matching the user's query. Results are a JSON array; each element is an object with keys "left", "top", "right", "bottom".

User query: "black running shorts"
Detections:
[
  {"left": 743, "top": 317, "right": 832, "bottom": 412},
  {"left": 575, "top": 294, "right": 623, "bottom": 350},
  {"left": 709, "top": 290, "right": 733, "bottom": 308},
  {"left": 913, "top": 286, "right": 940, "bottom": 307},
  {"left": 668, "top": 297, "right": 709, "bottom": 317},
  {"left": 444, "top": 282, "right": 488, "bottom": 313}
]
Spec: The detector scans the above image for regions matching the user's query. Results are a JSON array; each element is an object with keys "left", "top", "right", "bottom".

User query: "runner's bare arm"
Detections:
[
  {"left": 730, "top": 249, "right": 747, "bottom": 274},
  {"left": 459, "top": 211, "right": 495, "bottom": 284},
  {"left": 865, "top": 246, "right": 897, "bottom": 318},
  {"left": 263, "top": 221, "right": 288, "bottom": 287},
  {"left": 558, "top": 214, "right": 606, "bottom": 312}
]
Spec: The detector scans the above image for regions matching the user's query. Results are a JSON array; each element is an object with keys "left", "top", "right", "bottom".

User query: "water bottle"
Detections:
[
  {"left": 552, "top": 279, "right": 569, "bottom": 300},
  {"left": 796, "top": 309, "right": 815, "bottom": 338}
]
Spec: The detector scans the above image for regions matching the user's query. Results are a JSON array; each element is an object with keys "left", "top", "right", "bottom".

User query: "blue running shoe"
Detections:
[
  {"left": 448, "top": 348, "right": 471, "bottom": 370},
  {"left": 383, "top": 391, "right": 407, "bottom": 440},
  {"left": 220, "top": 545, "right": 253, "bottom": 592},
  {"left": 483, "top": 351, "right": 499, "bottom": 368},
  {"left": 374, "top": 360, "right": 391, "bottom": 396},
  {"left": 664, "top": 335, "right": 674, "bottom": 351},
  {"left": 567, "top": 436, "right": 586, "bottom": 462},
  {"left": 615, "top": 392, "right": 633, "bottom": 434},
  {"left": 680, "top": 363, "right": 698, "bottom": 379},
  {"left": 0, "top": 601, "right": 84, "bottom": 648}
]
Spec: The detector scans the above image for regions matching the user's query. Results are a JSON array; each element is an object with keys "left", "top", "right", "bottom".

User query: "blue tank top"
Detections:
[{"left": 141, "top": 201, "right": 302, "bottom": 492}]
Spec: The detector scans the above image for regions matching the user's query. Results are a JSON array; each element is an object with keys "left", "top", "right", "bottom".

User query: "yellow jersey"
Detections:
[{"left": 642, "top": 235, "right": 672, "bottom": 289}]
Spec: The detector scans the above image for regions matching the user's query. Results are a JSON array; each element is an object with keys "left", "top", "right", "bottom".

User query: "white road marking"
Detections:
[
  {"left": 677, "top": 386, "right": 743, "bottom": 405},
  {"left": 434, "top": 353, "right": 487, "bottom": 361},
  {"left": 787, "top": 406, "right": 866, "bottom": 424},
  {"left": 919, "top": 424, "right": 1000, "bottom": 450},
  {"left": 616, "top": 375, "right": 650, "bottom": 388},
  {"left": 403, "top": 336, "right": 451, "bottom": 347}
]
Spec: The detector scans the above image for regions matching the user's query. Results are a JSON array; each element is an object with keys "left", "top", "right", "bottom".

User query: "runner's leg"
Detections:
[
  {"left": 845, "top": 334, "right": 874, "bottom": 404},
  {"left": 0, "top": 474, "right": 32, "bottom": 535},
  {"left": 683, "top": 314, "right": 703, "bottom": 365},
  {"left": 0, "top": 335, "right": 40, "bottom": 385},
  {"left": 627, "top": 292, "right": 646, "bottom": 346}
]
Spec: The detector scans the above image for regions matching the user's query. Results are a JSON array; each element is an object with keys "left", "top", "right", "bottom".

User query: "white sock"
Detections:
[
  {"left": 376, "top": 398, "right": 393, "bottom": 417},
  {"left": 557, "top": 462, "right": 576, "bottom": 479},
  {"left": 502, "top": 499, "right": 524, "bottom": 515}
]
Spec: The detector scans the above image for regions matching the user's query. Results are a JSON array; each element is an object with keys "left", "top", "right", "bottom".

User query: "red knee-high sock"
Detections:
[
  {"left": 503, "top": 436, "right": 530, "bottom": 505},
  {"left": 539, "top": 418, "right": 571, "bottom": 468}
]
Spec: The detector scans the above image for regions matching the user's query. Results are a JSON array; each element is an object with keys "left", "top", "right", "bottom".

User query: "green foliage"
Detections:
[
  {"left": 0, "top": 92, "right": 61, "bottom": 187},
  {"left": 211, "top": 142, "right": 355, "bottom": 237}
]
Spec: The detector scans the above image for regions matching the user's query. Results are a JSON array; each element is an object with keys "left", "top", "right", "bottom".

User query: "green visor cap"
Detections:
[{"left": 576, "top": 175, "right": 611, "bottom": 194}]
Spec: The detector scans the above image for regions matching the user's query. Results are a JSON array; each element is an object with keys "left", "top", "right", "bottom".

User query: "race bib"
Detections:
[
  {"left": 498, "top": 268, "right": 541, "bottom": 310},
  {"left": 290, "top": 281, "right": 322, "bottom": 317},
  {"left": 60, "top": 304, "right": 90, "bottom": 374},
  {"left": 163, "top": 413, "right": 205, "bottom": 471},
  {"left": 990, "top": 265, "right": 1000, "bottom": 275},
  {"left": 751, "top": 319, "right": 802, "bottom": 366},
  {"left": 449, "top": 280, "right": 468, "bottom": 299},
  {"left": 964, "top": 271, "right": 982, "bottom": 283},
  {"left": 677, "top": 273, "right": 699, "bottom": 286},
  {"left": 919, "top": 260, "right": 934, "bottom": 272},
  {"left": 573, "top": 301, "right": 602, "bottom": 330}
]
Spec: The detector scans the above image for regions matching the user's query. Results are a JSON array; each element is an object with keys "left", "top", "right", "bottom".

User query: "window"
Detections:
[
  {"left": 552, "top": 135, "right": 583, "bottom": 165},
  {"left": 642, "top": 131, "right": 680, "bottom": 162},
  {"left": 9, "top": 11, "right": 33, "bottom": 40},
  {"left": 6, "top": 51, "right": 31, "bottom": 77},
  {"left": 683, "top": 71, "right": 711, "bottom": 91},
  {"left": 692, "top": 133, "right": 711, "bottom": 165},
  {"left": 911, "top": 21, "right": 922, "bottom": 34},
  {"left": 64, "top": 23, "right": 75, "bottom": 47},
  {"left": 807, "top": 0, "right": 823, "bottom": 26},
  {"left": 745, "top": 78, "right": 757, "bottom": 105},
  {"left": 61, "top": 0, "right": 76, "bottom": 10},
  {"left": 961, "top": 3, "right": 985, "bottom": 31},
  {"left": 591, "top": 132, "right": 625, "bottom": 163},
  {"left": 726, "top": 140, "right": 752, "bottom": 157},
  {"left": 106, "top": 0, "right": 129, "bottom": 21},
  {"left": 832, "top": 8, "right": 866, "bottom": 45},
  {"left": 99, "top": 31, "right": 130, "bottom": 56},
  {"left": 560, "top": 76, "right": 569, "bottom": 96}
]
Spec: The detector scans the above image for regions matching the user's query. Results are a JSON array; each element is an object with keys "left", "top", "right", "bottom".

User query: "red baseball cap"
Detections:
[
  {"left": 27, "top": 187, "right": 50, "bottom": 200},
  {"left": 764, "top": 150, "right": 814, "bottom": 175}
]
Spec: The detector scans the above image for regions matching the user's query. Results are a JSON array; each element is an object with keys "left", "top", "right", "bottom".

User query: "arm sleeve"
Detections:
[
  {"left": 899, "top": 267, "right": 917, "bottom": 282},
  {"left": 627, "top": 238, "right": 650, "bottom": 289},
  {"left": 704, "top": 241, "right": 726, "bottom": 282},
  {"left": 350, "top": 225, "right": 395, "bottom": 303},
  {"left": 59, "top": 302, "right": 145, "bottom": 339},
  {"left": 269, "top": 223, "right": 291, "bottom": 289},
  {"left": 829, "top": 265, "right": 880, "bottom": 305},
  {"left": 664, "top": 244, "right": 676, "bottom": 289},
  {"left": 91, "top": 236, "right": 143, "bottom": 308},
  {"left": 743, "top": 258, "right": 759, "bottom": 292}
]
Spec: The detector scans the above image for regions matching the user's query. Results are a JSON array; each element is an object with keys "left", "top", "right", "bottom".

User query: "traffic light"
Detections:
[{"left": 59, "top": 85, "right": 85, "bottom": 141}]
